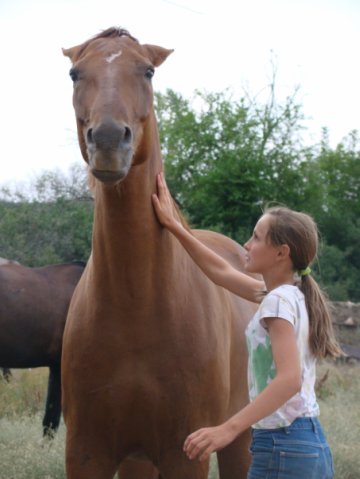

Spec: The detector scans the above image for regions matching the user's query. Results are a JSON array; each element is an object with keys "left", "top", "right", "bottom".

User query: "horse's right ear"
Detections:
[
  {"left": 62, "top": 46, "right": 77, "bottom": 62},
  {"left": 142, "top": 45, "right": 174, "bottom": 67}
]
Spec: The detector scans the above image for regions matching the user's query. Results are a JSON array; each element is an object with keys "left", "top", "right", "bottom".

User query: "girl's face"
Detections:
[{"left": 244, "top": 214, "right": 282, "bottom": 275}]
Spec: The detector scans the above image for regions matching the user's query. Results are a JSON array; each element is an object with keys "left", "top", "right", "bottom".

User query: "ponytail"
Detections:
[{"left": 297, "top": 275, "right": 342, "bottom": 359}]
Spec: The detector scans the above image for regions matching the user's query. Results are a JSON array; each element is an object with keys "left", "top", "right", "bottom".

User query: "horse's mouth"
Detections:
[{"left": 91, "top": 169, "right": 126, "bottom": 184}]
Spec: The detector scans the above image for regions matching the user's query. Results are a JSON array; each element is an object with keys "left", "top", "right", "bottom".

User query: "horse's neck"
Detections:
[
  {"left": 90, "top": 150, "right": 178, "bottom": 299},
  {"left": 93, "top": 165, "right": 161, "bottom": 251}
]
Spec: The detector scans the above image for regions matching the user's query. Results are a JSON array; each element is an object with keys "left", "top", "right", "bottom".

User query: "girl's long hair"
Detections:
[{"left": 265, "top": 206, "right": 342, "bottom": 359}]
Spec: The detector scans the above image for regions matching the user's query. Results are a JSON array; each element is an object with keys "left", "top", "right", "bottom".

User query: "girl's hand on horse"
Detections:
[
  {"left": 183, "top": 424, "right": 236, "bottom": 462},
  {"left": 152, "top": 172, "right": 179, "bottom": 231}
]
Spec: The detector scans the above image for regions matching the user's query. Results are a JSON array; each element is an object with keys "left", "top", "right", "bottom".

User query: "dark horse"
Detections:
[
  {"left": 62, "top": 28, "right": 257, "bottom": 478},
  {"left": 0, "top": 260, "right": 85, "bottom": 436}
]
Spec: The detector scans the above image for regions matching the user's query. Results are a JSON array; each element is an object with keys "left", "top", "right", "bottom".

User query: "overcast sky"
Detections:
[{"left": 0, "top": 0, "right": 359, "bottom": 186}]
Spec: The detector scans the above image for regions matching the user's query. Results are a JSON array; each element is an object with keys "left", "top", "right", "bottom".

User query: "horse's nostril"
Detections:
[
  {"left": 124, "top": 126, "right": 132, "bottom": 143},
  {"left": 87, "top": 128, "right": 93, "bottom": 144},
  {"left": 90, "top": 123, "right": 132, "bottom": 151}
]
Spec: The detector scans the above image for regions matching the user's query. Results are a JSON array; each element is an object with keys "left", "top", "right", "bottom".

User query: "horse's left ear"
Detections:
[{"left": 142, "top": 45, "right": 174, "bottom": 67}]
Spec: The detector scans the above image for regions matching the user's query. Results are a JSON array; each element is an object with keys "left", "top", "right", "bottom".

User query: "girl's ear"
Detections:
[{"left": 277, "top": 244, "right": 291, "bottom": 260}]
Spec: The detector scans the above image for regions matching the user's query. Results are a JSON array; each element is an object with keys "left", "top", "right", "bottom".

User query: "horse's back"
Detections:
[
  {"left": 193, "top": 229, "right": 248, "bottom": 272},
  {"left": 193, "top": 228, "right": 260, "bottom": 315}
]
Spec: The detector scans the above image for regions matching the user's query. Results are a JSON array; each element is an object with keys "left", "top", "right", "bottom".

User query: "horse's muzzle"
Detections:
[
  {"left": 91, "top": 168, "right": 127, "bottom": 184},
  {"left": 86, "top": 120, "right": 133, "bottom": 182}
]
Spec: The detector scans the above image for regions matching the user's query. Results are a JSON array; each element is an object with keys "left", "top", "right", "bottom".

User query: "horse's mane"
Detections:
[
  {"left": 73, "top": 27, "right": 138, "bottom": 62},
  {"left": 93, "top": 27, "right": 138, "bottom": 43},
  {"left": 172, "top": 200, "right": 192, "bottom": 232}
]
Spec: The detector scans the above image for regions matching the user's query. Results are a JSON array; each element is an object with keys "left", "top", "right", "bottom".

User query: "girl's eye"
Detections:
[{"left": 145, "top": 67, "right": 155, "bottom": 79}]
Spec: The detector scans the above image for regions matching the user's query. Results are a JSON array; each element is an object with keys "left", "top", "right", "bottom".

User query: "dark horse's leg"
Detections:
[
  {"left": 1, "top": 368, "right": 12, "bottom": 382},
  {"left": 42, "top": 364, "right": 62, "bottom": 438}
]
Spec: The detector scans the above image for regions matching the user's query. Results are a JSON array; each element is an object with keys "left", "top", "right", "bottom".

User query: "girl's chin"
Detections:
[{"left": 245, "top": 263, "right": 258, "bottom": 274}]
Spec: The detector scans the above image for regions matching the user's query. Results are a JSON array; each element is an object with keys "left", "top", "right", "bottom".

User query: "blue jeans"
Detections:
[{"left": 247, "top": 417, "right": 334, "bottom": 478}]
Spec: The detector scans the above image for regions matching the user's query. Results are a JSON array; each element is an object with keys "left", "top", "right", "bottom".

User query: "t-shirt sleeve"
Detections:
[{"left": 258, "top": 292, "right": 296, "bottom": 329}]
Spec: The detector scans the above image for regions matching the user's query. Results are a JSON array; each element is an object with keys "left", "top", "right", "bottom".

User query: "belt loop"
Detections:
[{"left": 310, "top": 417, "right": 317, "bottom": 432}]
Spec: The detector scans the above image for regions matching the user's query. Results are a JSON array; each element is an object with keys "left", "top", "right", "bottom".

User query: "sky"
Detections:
[{"left": 0, "top": 0, "right": 359, "bottom": 187}]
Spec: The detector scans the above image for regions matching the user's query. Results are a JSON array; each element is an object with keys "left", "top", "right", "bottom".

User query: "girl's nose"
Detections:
[{"left": 244, "top": 240, "right": 250, "bottom": 251}]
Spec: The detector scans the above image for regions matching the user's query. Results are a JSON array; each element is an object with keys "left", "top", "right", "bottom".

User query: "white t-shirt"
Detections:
[{"left": 245, "top": 284, "right": 320, "bottom": 429}]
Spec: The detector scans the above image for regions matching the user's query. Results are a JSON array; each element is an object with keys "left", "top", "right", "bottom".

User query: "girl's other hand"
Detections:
[{"left": 183, "top": 424, "right": 236, "bottom": 462}]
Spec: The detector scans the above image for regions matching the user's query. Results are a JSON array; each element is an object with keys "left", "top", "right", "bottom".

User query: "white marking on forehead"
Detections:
[{"left": 105, "top": 50, "right": 122, "bottom": 64}]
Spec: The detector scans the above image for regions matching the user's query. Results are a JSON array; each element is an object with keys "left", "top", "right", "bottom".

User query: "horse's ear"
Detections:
[
  {"left": 62, "top": 46, "right": 79, "bottom": 62},
  {"left": 142, "top": 44, "right": 174, "bottom": 67}
]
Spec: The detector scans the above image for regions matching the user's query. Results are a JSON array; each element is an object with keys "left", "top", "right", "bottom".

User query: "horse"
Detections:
[
  {"left": 0, "top": 259, "right": 18, "bottom": 382},
  {"left": 62, "top": 27, "right": 257, "bottom": 479},
  {"left": 0, "top": 260, "right": 85, "bottom": 436}
]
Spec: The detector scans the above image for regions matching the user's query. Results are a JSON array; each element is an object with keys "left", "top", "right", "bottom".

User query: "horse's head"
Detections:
[{"left": 63, "top": 28, "right": 173, "bottom": 185}]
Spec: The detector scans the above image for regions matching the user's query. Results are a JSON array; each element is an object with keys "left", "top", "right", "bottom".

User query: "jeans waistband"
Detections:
[{"left": 284, "top": 416, "right": 319, "bottom": 432}]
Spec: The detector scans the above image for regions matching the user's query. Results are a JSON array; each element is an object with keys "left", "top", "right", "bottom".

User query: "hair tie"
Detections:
[{"left": 298, "top": 266, "right": 311, "bottom": 277}]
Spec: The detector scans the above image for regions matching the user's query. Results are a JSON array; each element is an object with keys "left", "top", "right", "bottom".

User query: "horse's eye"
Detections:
[
  {"left": 69, "top": 68, "right": 79, "bottom": 82},
  {"left": 145, "top": 67, "right": 155, "bottom": 80}
]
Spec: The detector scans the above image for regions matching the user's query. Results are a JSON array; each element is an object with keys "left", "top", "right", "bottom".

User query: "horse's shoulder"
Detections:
[{"left": 192, "top": 229, "right": 246, "bottom": 271}]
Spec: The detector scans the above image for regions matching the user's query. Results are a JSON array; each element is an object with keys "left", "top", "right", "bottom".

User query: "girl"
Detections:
[{"left": 152, "top": 172, "right": 341, "bottom": 479}]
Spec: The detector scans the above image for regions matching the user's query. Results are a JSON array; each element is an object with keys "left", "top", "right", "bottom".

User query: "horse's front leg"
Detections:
[
  {"left": 217, "top": 430, "right": 251, "bottom": 479},
  {"left": 65, "top": 434, "right": 118, "bottom": 479},
  {"left": 42, "top": 363, "right": 61, "bottom": 437}
]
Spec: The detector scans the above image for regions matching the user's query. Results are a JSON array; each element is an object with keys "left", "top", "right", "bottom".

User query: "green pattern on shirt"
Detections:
[{"left": 252, "top": 336, "right": 276, "bottom": 393}]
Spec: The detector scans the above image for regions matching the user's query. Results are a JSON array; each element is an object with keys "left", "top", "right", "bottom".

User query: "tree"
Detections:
[
  {"left": 156, "top": 83, "right": 309, "bottom": 242},
  {"left": 155, "top": 87, "right": 360, "bottom": 301},
  {"left": 309, "top": 130, "right": 360, "bottom": 300},
  {"left": 0, "top": 164, "right": 93, "bottom": 265}
]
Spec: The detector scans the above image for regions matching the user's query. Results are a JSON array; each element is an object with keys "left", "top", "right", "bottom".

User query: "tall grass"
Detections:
[
  {"left": 0, "top": 415, "right": 66, "bottom": 479},
  {"left": 316, "top": 361, "right": 360, "bottom": 479},
  {"left": 0, "top": 369, "right": 65, "bottom": 479},
  {"left": 0, "top": 363, "right": 359, "bottom": 478}
]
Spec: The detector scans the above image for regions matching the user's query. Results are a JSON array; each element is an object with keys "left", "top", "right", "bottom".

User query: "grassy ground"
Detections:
[
  {"left": 0, "top": 363, "right": 359, "bottom": 478},
  {"left": 316, "top": 361, "right": 360, "bottom": 479}
]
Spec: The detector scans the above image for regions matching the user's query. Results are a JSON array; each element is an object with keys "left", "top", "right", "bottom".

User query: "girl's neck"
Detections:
[{"left": 263, "top": 271, "right": 295, "bottom": 293}]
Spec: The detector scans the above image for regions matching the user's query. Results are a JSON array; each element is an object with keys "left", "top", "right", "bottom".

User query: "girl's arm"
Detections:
[
  {"left": 183, "top": 317, "right": 302, "bottom": 461},
  {"left": 152, "top": 173, "right": 265, "bottom": 303}
]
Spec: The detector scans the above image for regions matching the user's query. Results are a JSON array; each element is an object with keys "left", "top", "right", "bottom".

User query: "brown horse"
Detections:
[
  {"left": 62, "top": 27, "right": 257, "bottom": 479},
  {"left": 0, "top": 260, "right": 85, "bottom": 436}
]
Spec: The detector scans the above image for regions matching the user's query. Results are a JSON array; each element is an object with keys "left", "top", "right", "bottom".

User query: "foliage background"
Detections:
[{"left": 0, "top": 82, "right": 359, "bottom": 301}]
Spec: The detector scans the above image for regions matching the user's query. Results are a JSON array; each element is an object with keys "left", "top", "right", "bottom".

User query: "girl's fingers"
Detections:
[
  {"left": 186, "top": 437, "right": 209, "bottom": 460},
  {"left": 184, "top": 430, "right": 213, "bottom": 459},
  {"left": 199, "top": 446, "right": 213, "bottom": 462},
  {"left": 151, "top": 193, "right": 159, "bottom": 209},
  {"left": 184, "top": 430, "right": 203, "bottom": 450},
  {"left": 159, "top": 173, "right": 167, "bottom": 195}
]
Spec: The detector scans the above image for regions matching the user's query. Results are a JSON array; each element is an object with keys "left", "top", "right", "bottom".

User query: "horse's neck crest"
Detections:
[{"left": 105, "top": 50, "right": 122, "bottom": 64}]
